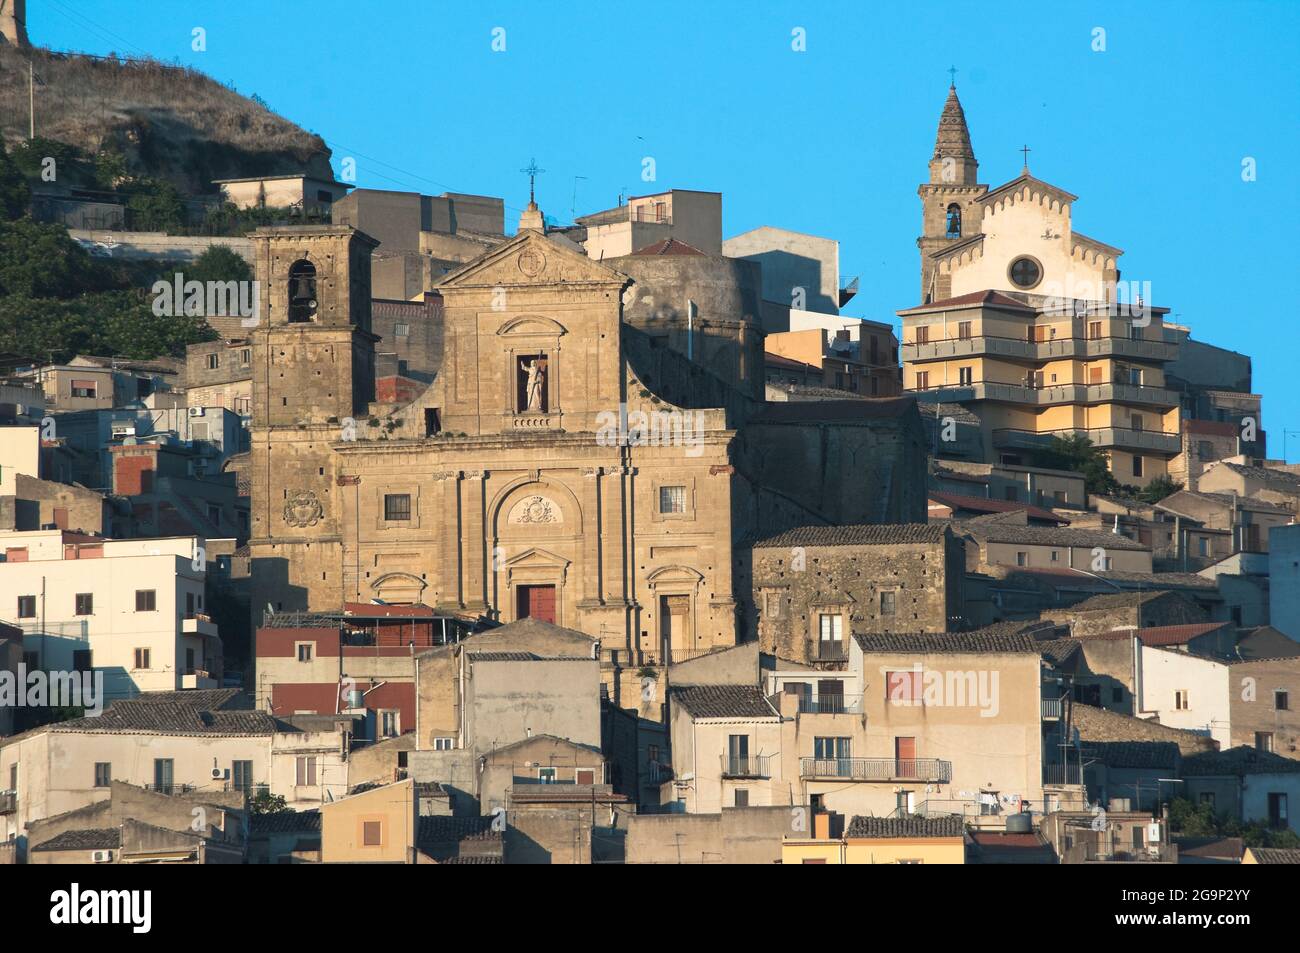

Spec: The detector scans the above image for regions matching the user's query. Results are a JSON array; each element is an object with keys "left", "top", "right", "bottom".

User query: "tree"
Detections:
[
  {"left": 126, "top": 177, "right": 187, "bottom": 232},
  {"left": 0, "top": 217, "right": 114, "bottom": 298},
  {"left": 1032, "top": 433, "right": 1121, "bottom": 496},
  {"left": 249, "top": 790, "right": 290, "bottom": 814},
  {"left": 0, "top": 139, "right": 31, "bottom": 220},
  {"left": 188, "top": 244, "right": 252, "bottom": 285},
  {"left": 1136, "top": 474, "right": 1183, "bottom": 504}
]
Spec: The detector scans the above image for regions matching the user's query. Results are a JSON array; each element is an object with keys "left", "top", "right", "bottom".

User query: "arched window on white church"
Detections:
[{"left": 945, "top": 203, "right": 962, "bottom": 239}]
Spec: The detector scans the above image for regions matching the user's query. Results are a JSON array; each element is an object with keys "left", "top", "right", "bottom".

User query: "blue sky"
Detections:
[{"left": 33, "top": 0, "right": 1300, "bottom": 460}]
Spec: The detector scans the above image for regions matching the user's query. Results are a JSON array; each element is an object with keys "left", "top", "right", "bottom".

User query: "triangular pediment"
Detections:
[{"left": 434, "top": 230, "right": 628, "bottom": 290}]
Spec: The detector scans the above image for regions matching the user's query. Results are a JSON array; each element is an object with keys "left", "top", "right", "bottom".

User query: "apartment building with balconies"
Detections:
[
  {"left": 0, "top": 529, "right": 221, "bottom": 701},
  {"left": 900, "top": 291, "right": 1181, "bottom": 483}
]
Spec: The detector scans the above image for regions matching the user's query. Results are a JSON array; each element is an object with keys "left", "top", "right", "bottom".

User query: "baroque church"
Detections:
[{"left": 247, "top": 206, "right": 927, "bottom": 661}]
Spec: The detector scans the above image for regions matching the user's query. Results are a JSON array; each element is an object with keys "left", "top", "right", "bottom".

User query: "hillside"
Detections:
[{"left": 0, "top": 43, "right": 332, "bottom": 195}]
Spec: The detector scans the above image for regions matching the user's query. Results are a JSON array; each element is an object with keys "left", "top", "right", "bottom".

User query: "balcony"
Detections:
[
  {"left": 903, "top": 335, "right": 1176, "bottom": 365},
  {"left": 180, "top": 670, "right": 218, "bottom": 690},
  {"left": 800, "top": 757, "right": 952, "bottom": 783},
  {"left": 0, "top": 790, "right": 16, "bottom": 814},
  {"left": 145, "top": 783, "right": 195, "bottom": 795},
  {"left": 993, "top": 427, "right": 1180, "bottom": 455},
  {"left": 720, "top": 755, "right": 770, "bottom": 779},
  {"left": 799, "top": 696, "right": 862, "bottom": 715},
  {"left": 1042, "top": 764, "right": 1083, "bottom": 786},
  {"left": 182, "top": 614, "right": 220, "bottom": 638},
  {"left": 814, "top": 643, "right": 848, "bottom": 663},
  {"left": 909, "top": 381, "right": 1178, "bottom": 409}
]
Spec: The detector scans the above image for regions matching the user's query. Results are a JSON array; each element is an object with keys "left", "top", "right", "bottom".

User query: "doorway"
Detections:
[
  {"left": 516, "top": 584, "right": 557, "bottom": 624},
  {"left": 659, "top": 594, "right": 692, "bottom": 661}
]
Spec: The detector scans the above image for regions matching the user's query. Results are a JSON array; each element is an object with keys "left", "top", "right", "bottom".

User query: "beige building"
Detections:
[
  {"left": 0, "top": 529, "right": 221, "bottom": 699},
  {"left": 245, "top": 218, "right": 926, "bottom": 662},
  {"left": 0, "top": 690, "right": 347, "bottom": 855},
  {"left": 578, "top": 189, "right": 722, "bottom": 260},
  {"left": 904, "top": 84, "right": 1182, "bottom": 482},
  {"left": 954, "top": 518, "right": 1154, "bottom": 574},
  {"left": 320, "top": 777, "right": 418, "bottom": 864},
  {"left": 213, "top": 173, "right": 351, "bottom": 214},
  {"left": 783, "top": 814, "right": 967, "bottom": 864}
]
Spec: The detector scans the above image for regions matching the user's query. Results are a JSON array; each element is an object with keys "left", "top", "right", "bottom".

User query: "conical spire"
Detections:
[{"left": 933, "top": 85, "right": 975, "bottom": 161}]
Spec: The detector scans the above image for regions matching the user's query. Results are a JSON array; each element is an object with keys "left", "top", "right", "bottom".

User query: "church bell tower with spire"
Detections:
[{"left": 917, "top": 78, "right": 988, "bottom": 302}]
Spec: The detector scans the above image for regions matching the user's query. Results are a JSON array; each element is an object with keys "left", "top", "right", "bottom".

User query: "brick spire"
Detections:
[{"left": 932, "top": 84, "right": 975, "bottom": 161}]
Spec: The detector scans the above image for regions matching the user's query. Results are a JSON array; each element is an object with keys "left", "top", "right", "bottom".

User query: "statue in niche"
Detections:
[{"left": 520, "top": 356, "right": 547, "bottom": 412}]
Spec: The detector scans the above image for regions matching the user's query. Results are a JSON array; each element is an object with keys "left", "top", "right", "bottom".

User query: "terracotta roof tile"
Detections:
[
  {"left": 670, "top": 685, "right": 779, "bottom": 719},
  {"left": 753, "top": 523, "right": 946, "bottom": 548},
  {"left": 846, "top": 815, "right": 964, "bottom": 838}
]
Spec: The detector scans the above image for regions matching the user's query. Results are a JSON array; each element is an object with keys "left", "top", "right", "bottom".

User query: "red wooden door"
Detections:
[
  {"left": 895, "top": 736, "right": 917, "bottom": 778},
  {"left": 517, "top": 585, "right": 557, "bottom": 624}
]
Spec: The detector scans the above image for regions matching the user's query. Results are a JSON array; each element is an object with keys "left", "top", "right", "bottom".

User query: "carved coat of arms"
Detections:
[
  {"left": 283, "top": 490, "right": 323, "bottom": 527},
  {"left": 514, "top": 495, "right": 557, "bottom": 524}
]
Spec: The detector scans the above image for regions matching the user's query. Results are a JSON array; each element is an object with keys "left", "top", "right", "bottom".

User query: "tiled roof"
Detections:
[
  {"left": 31, "top": 828, "right": 121, "bottom": 852},
  {"left": 915, "top": 399, "right": 981, "bottom": 425},
  {"left": 51, "top": 698, "right": 279, "bottom": 736},
  {"left": 440, "top": 854, "right": 504, "bottom": 864},
  {"left": 249, "top": 810, "right": 321, "bottom": 835},
  {"left": 1067, "top": 590, "right": 1186, "bottom": 611},
  {"left": 1217, "top": 463, "right": 1300, "bottom": 493},
  {"left": 416, "top": 816, "right": 499, "bottom": 846},
  {"left": 1182, "top": 746, "right": 1300, "bottom": 777},
  {"left": 1132, "top": 622, "right": 1230, "bottom": 646},
  {"left": 853, "top": 621, "right": 1063, "bottom": 656},
  {"left": 468, "top": 651, "right": 539, "bottom": 662},
  {"left": 1248, "top": 848, "right": 1300, "bottom": 864},
  {"left": 631, "top": 237, "right": 707, "bottom": 256},
  {"left": 670, "top": 685, "right": 779, "bottom": 719},
  {"left": 1094, "top": 571, "right": 1218, "bottom": 591},
  {"left": 1081, "top": 740, "right": 1180, "bottom": 769},
  {"left": 956, "top": 520, "right": 1149, "bottom": 551},
  {"left": 898, "top": 289, "right": 1035, "bottom": 314},
  {"left": 928, "top": 491, "right": 1068, "bottom": 525},
  {"left": 1071, "top": 703, "right": 1215, "bottom": 755},
  {"left": 753, "top": 523, "right": 945, "bottom": 548},
  {"left": 845, "top": 815, "right": 965, "bottom": 839}
]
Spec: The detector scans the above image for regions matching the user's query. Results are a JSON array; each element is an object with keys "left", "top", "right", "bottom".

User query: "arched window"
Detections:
[
  {"left": 287, "top": 260, "right": 318, "bottom": 323},
  {"left": 945, "top": 203, "right": 962, "bottom": 238}
]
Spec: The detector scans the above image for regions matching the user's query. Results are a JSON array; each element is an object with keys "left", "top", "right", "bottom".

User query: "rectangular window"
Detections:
[
  {"left": 135, "top": 589, "right": 156, "bottom": 612},
  {"left": 383, "top": 493, "right": 411, "bottom": 521},
  {"left": 73, "top": 649, "right": 92, "bottom": 673},
  {"left": 1175, "top": 690, "right": 1189, "bottom": 711},
  {"left": 880, "top": 591, "right": 896, "bottom": 616},
  {"left": 1268, "top": 793, "right": 1288, "bottom": 829},
  {"left": 94, "top": 762, "right": 111, "bottom": 788},
  {"left": 75, "top": 592, "right": 93, "bottom": 616},
  {"left": 734, "top": 789, "right": 749, "bottom": 807},
  {"left": 70, "top": 379, "right": 97, "bottom": 398},
  {"left": 134, "top": 648, "right": 151, "bottom": 670},
  {"left": 538, "top": 767, "right": 557, "bottom": 783},
  {"left": 362, "top": 820, "right": 383, "bottom": 846},
  {"left": 380, "top": 710, "right": 399, "bottom": 738},
  {"left": 17, "top": 595, "right": 36, "bottom": 618},
  {"left": 297, "top": 643, "right": 314, "bottom": 662},
  {"left": 1088, "top": 321, "right": 1102, "bottom": 340},
  {"left": 1256, "top": 732, "right": 1275, "bottom": 753},
  {"left": 1275, "top": 691, "right": 1290, "bottom": 712},
  {"left": 1132, "top": 455, "right": 1144, "bottom": 478},
  {"left": 207, "top": 353, "right": 220, "bottom": 370},
  {"left": 659, "top": 485, "right": 686, "bottom": 514},
  {"left": 1016, "top": 551, "right": 1028, "bottom": 567},
  {"left": 958, "top": 366, "right": 973, "bottom": 385},
  {"left": 957, "top": 321, "right": 972, "bottom": 340},
  {"left": 915, "top": 371, "right": 929, "bottom": 390},
  {"left": 295, "top": 756, "right": 318, "bottom": 787},
  {"left": 241, "top": 348, "right": 251, "bottom": 365},
  {"left": 232, "top": 760, "right": 253, "bottom": 794},
  {"left": 915, "top": 326, "right": 929, "bottom": 345},
  {"left": 394, "top": 322, "right": 410, "bottom": 338},
  {"left": 433, "top": 737, "right": 454, "bottom": 751},
  {"left": 153, "top": 758, "right": 174, "bottom": 794}
]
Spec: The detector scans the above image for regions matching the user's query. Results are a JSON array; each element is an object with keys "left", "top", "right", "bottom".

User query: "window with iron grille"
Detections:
[
  {"left": 659, "top": 485, "right": 686, "bottom": 514},
  {"left": 384, "top": 493, "right": 411, "bottom": 521}
]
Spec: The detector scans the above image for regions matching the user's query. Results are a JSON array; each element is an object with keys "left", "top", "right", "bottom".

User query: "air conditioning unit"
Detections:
[
  {"left": 91, "top": 850, "right": 113, "bottom": 864},
  {"left": 212, "top": 768, "right": 228, "bottom": 780},
  {"left": 188, "top": 406, "right": 205, "bottom": 418}
]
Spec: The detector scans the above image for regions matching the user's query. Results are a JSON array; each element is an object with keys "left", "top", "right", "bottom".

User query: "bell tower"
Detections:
[
  {"left": 248, "top": 225, "right": 379, "bottom": 615},
  {"left": 917, "top": 82, "right": 988, "bottom": 302}
]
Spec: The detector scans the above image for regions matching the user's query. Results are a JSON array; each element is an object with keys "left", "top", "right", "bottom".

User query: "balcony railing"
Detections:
[
  {"left": 799, "top": 696, "right": 861, "bottom": 715},
  {"left": 993, "top": 426, "right": 1180, "bottom": 454},
  {"left": 815, "top": 643, "right": 848, "bottom": 662},
  {"left": 720, "top": 755, "right": 770, "bottom": 778},
  {"left": 904, "top": 334, "right": 1176, "bottom": 364},
  {"left": 800, "top": 757, "right": 952, "bottom": 783},
  {"left": 1043, "top": 763, "right": 1083, "bottom": 786},
  {"left": 907, "top": 381, "right": 1178, "bottom": 409},
  {"left": 1041, "top": 697, "right": 1064, "bottom": 720},
  {"left": 145, "top": 783, "right": 195, "bottom": 795},
  {"left": 0, "top": 790, "right": 16, "bottom": 814}
]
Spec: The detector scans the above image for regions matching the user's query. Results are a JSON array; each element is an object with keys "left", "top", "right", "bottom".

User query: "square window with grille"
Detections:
[
  {"left": 384, "top": 493, "right": 411, "bottom": 521},
  {"left": 135, "top": 589, "right": 156, "bottom": 612},
  {"left": 659, "top": 485, "right": 686, "bottom": 514}
]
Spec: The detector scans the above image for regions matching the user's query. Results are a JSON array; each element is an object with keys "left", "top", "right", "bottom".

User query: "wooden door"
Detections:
[
  {"left": 517, "top": 585, "right": 557, "bottom": 623},
  {"left": 895, "top": 736, "right": 917, "bottom": 778}
]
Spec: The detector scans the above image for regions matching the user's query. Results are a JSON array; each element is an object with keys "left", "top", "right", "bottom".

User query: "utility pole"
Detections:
[{"left": 29, "top": 60, "right": 35, "bottom": 139}]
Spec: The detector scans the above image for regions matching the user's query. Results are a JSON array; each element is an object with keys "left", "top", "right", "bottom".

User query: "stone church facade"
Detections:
[{"left": 248, "top": 221, "right": 927, "bottom": 661}]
